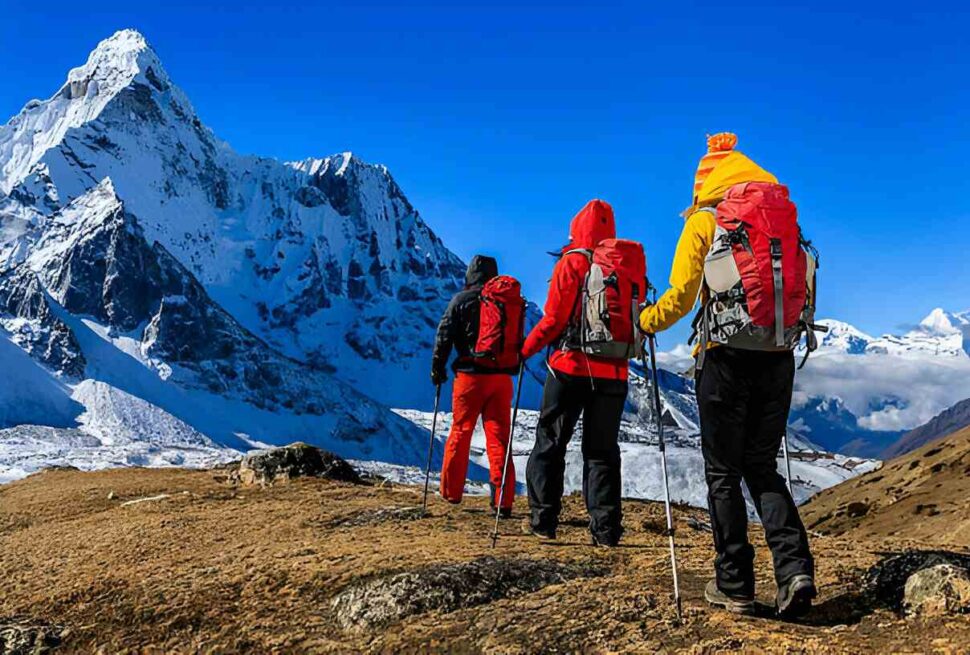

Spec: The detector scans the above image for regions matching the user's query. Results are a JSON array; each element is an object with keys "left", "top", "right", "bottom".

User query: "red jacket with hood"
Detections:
[{"left": 521, "top": 199, "right": 628, "bottom": 381}]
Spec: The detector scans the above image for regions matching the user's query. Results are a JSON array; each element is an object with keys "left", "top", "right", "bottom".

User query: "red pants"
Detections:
[{"left": 440, "top": 372, "right": 515, "bottom": 508}]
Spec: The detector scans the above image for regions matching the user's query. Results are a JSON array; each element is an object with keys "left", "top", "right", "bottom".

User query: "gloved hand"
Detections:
[{"left": 431, "top": 368, "right": 448, "bottom": 386}]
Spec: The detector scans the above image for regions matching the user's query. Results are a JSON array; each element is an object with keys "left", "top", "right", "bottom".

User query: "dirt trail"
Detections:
[{"left": 0, "top": 466, "right": 967, "bottom": 653}]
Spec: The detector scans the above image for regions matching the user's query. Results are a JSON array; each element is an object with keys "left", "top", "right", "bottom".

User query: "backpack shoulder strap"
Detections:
[{"left": 562, "top": 247, "right": 593, "bottom": 261}]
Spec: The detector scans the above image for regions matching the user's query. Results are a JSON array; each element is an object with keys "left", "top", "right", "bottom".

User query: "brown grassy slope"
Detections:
[
  {"left": 801, "top": 426, "right": 970, "bottom": 546},
  {"left": 0, "top": 466, "right": 967, "bottom": 654}
]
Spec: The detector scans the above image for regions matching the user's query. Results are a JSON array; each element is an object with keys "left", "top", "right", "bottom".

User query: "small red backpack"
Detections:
[
  {"left": 473, "top": 275, "right": 525, "bottom": 370},
  {"left": 563, "top": 239, "right": 647, "bottom": 360},
  {"left": 695, "top": 181, "right": 821, "bottom": 365}
]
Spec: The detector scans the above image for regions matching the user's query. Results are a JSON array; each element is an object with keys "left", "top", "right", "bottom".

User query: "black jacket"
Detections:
[{"left": 432, "top": 255, "right": 513, "bottom": 376}]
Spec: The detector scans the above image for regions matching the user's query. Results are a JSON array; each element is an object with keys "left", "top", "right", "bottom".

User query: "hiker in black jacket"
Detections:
[{"left": 431, "top": 255, "right": 516, "bottom": 514}]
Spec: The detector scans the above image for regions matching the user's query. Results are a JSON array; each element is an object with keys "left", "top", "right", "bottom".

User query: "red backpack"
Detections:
[
  {"left": 694, "top": 181, "right": 820, "bottom": 365},
  {"left": 563, "top": 239, "right": 647, "bottom": 360},
  {"left": 473, "top": 275, "right": 525, "bottom": 370}
]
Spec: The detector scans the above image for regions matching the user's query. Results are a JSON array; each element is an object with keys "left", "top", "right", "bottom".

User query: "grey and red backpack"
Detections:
[
  {"left": 691, "top": 181, "right": 824, "bottom": 367},
  {"left": 561, "top": 239, "right": 648, "bottom": 360}
]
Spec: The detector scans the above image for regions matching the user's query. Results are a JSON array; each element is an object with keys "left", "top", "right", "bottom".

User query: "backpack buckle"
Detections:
[{"left": 770, "top": 239, "right": 783, "bottom": 259}]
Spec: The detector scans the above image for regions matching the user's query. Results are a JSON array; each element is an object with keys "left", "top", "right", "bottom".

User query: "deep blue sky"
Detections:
[{"left": 3, "top": 1, "right": 968, "bottom": 345}]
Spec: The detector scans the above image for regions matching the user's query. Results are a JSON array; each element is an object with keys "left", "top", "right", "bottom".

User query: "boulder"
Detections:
[
  {"left": 865, "top": 550, "right": 970, "bottom": 612},
  {"left": 231, "top": 443, "right": 361, "bottom": 486},
  {"left": 903, "top": 564, "right": 970, "bottom": 617},
  {"left": 330, "top": 557, "right": 606, "bottom": 631},
  {"left": 0, "top": 618, "right": 62, "bottom": 655}
]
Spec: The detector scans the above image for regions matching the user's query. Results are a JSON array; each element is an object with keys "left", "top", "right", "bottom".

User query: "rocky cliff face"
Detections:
[
  {"left": 0, "top": 179, "right": 429, "bottom": 470},
  {"left": 881, "top": 397, "right": 970, "bottom": 459}
]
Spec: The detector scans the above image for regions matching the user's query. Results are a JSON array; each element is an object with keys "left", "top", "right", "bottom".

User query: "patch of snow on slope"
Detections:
[
  {"left": 392, "top": 408, "right": 876, "bottom": 510},
  {"left": 0, "top": 332, "right": 83, "bottom": 428}
]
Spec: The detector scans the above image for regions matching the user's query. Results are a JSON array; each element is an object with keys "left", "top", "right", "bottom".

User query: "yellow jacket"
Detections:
[{"left": 639, "top": 151, "right": 778, "bottom": 335}]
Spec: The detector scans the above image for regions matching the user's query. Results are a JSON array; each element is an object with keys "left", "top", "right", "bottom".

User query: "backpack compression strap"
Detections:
[
  {"left": 770, "top": 238, "right": 785, "bottom": 347},
  {"left": 690, "top": 207, "right": 718, "bottom": 370}
]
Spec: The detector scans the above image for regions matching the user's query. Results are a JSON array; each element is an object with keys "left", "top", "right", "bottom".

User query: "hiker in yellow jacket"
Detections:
[{"left": 640, "top": 134, "right": 817, "bottom": 619}]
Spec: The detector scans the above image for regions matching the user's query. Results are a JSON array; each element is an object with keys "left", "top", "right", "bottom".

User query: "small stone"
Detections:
[
  {"left": 107, "top": 491, "right": 116, "bottom": 500},
  {"left": 845, "top": 501, "right": 870, "bottom": 518},
  {"left": 903, "top": 564, "right": 970, "bottom": 617}
]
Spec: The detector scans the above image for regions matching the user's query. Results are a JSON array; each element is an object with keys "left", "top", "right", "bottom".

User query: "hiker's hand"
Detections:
[{"left": 431, "top": 369, "right": 447, "bottom": 386}]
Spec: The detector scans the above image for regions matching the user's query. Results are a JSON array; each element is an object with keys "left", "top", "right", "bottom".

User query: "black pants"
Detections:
[
  {"left": 526, "top": 371, "right": 627, "bottom": 542},
  {"left": 696, "top": 347, "right": 814, "bottom": 598}
]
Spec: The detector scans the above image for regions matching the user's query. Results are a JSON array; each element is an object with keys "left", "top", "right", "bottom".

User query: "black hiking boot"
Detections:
[
  {"left": 590, "top": 532, "right": 620, "bottom": 548},
  {"left": 776, "top": 574, "right": 816, "bottom": 619},
  {"left": 704, "top": 580, "right": 755, "bottom": 615},
  {"left": 521, "top": 517, "right": 556, "bottom": 540},
  {"left": 491, "top": 506, "right": 513, "bottom": 519}
]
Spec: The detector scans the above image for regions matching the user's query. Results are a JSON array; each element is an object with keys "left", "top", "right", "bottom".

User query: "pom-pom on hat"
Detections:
[{"left": 693, "top": 132, "right": 738, "bottom": 201}]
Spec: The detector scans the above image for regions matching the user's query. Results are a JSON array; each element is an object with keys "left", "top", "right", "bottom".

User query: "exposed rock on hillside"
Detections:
[
  {"left": 228, "top": 443, "right": 361, "bottom": 486},
  {"left": 903, "top": 563, "right": 970, "bottom": 617},
  {"left": 331, "top": 557, "right": 606, "bottom": 631},
  {"left": 0, "top": 617, "right": 63, "bottom": 655},
  {"left": 864, "top": 550, "right": 970, "bottom": 615}
]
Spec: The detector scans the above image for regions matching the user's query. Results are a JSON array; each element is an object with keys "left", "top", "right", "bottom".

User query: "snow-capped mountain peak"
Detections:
[
  {"left": 919, "top": 307, "right": 958, "bottom": 335},
  {"left": 810, "top": 319, "right": 874, "bottom": 355},
  {"left": 66, "top": 29, "right": 162, "bottom": 96},
  {"left": 0, "top": 29, "right": 182, "bottom": 195},
  {"left": 290, "top": 152, "right": 357, "bottom": 178}
]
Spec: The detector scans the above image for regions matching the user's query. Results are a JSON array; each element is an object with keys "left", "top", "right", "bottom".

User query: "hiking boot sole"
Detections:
[{"left": 777, "top": 576, "right": 817, "bottom": 619}]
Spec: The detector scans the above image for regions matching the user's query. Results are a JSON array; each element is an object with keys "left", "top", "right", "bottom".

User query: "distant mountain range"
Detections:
[{"left": 786, "top": 313, "right": 970, "bottom": 457}]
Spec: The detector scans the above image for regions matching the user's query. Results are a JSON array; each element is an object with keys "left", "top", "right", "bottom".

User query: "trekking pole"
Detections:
[
  {"left": 491, "top": 363, "right": 526, "bottom": 548},
  {"left": 645, "top": 335, "right": 683, "bottom": 622},
  {"left": 781, "top": 431, "right": 794, "bottom": 497},
  {"left": 421, "top": 384, "right": 443, "bottom": 515}
]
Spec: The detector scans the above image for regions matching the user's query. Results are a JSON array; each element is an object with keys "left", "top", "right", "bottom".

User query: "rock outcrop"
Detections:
[
  {"left": 865, "top": 550, "right": 970, "bottom": 614},
  {"left": 330, "top": 557, "right": 606, "bottom": 631},
  {"left": 902, "top": 563, "right": 970, "bottom": 617},
  {"left": 229, "top": 443, "right": 362, "bottom": 486},
  {"left": 0, "top": 617, "right": 63, "bottom": 655}
]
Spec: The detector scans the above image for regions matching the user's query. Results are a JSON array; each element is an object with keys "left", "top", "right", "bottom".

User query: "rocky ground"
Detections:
[{"left": 0, "top": 447, "right": 968, "bottom": 654}]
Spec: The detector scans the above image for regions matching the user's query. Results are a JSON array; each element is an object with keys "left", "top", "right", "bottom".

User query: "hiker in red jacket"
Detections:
[{"left": 519, "top": 199, "right": 628, "bottom": 546}]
